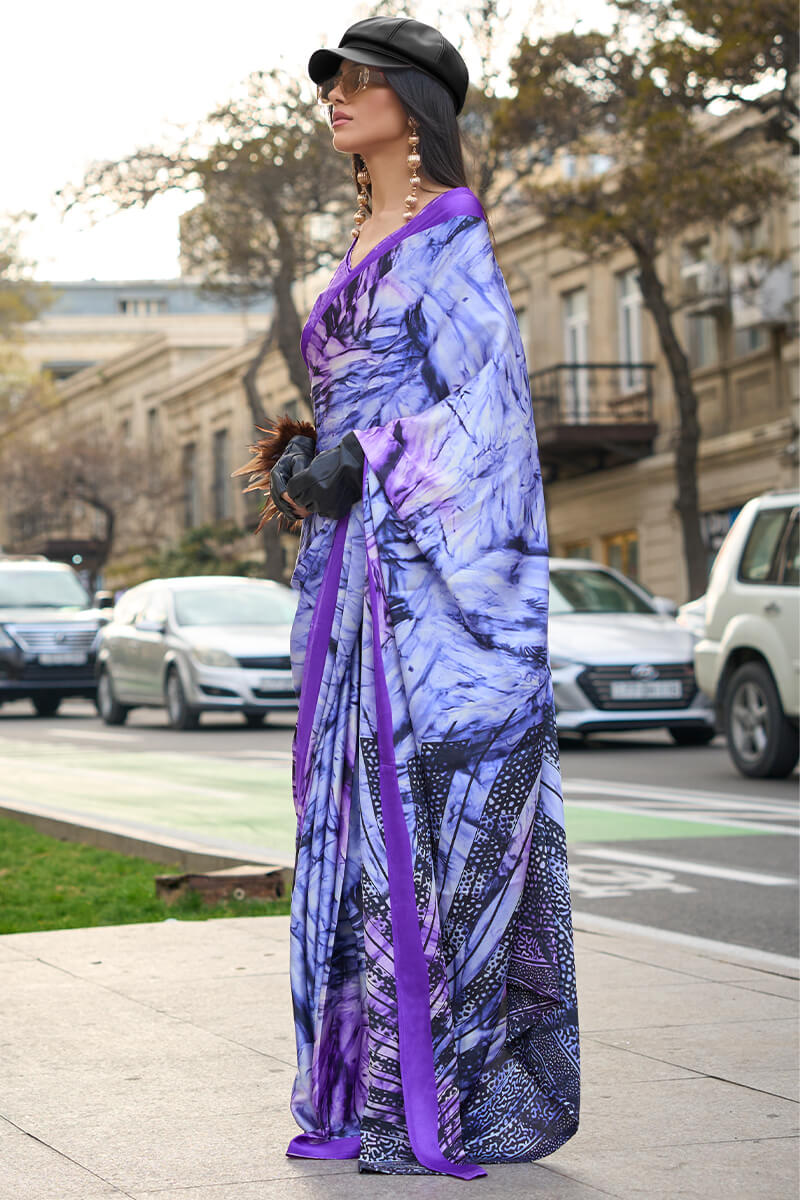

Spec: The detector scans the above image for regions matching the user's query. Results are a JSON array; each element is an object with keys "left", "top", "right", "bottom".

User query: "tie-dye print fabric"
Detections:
[{"left": 286, "top": 188, "right": 580, "bottom": 1177}]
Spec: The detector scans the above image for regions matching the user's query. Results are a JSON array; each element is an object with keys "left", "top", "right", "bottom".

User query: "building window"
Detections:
[
  {"left": 118, "top": 298, "right": 168, "bottom": 315},
  {"left": 182, "top": 442, "right": 198, "bottom": 529},
  {"left": 617, "top": 267, "right": 644, "bottom": 392},
  {"left": 686, "top": 313, "right": 719, "bottom": 369},
  {"left": 733, "top": 324, "right": 769, "bottom": 357},
  {"left": 147, "top": 407, "right": 159, "bottom": 450},
  {"left": 119, "top": 418, "right": 131, "bottom": 444},
  {"left": 602, "top": 529, "right": 639, "bottom": 580},
  {"left": 563, "top": 540, "right": 593, "bottom": 560},
  {"left": 562, "top": 287, "right": 590, "bottom": 422},
  {"left": 212, "top": 429, "right": 231, "bottom": 522},
  {"left": 681, "top": 239, "right": 720, "bottom": 369}
]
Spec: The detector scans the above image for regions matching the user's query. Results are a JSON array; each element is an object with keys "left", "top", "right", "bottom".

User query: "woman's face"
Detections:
[{"left": 324, "top": 59, "right": 409, "bottom": 155}]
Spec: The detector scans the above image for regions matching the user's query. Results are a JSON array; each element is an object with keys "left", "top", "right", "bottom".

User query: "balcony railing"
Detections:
[{"left": 529, "top": 362, "right": 659, "bottom": 477}]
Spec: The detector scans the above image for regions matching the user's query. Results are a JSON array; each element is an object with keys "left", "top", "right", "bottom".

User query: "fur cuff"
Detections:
[{"left": 232, "top": 414, "right": 317, "bottom": 533}]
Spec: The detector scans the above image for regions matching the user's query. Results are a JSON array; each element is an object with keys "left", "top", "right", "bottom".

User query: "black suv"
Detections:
[{"left": 0, "top": 557, "right": 111, "bottom": 716}]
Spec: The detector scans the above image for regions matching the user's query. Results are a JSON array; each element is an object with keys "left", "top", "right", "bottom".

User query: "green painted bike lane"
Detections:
[{"left": 0, "top": 737, "right": 771, "bottom": 863}]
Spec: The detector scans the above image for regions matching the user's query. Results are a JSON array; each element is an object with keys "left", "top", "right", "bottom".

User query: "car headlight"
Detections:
[
  {"left": 0, "top": 626, "right": 17, "bottom": 649},
  {"left": 191, "top": 646, "right": 238, "bottom": 668},
  {"left": 549, "top": 654, "right": 580, "bottom": 671}
]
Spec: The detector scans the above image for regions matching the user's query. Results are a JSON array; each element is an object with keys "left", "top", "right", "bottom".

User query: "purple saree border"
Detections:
[
  {"left": 292, "top": 513, "right": 349, "bottom": 820},
  {"left": 299, "top": 186, "right": 486, "bottom": 366},
  {"left": 364, "top": 473, "right": 485, "bottom": 1181},
  {"left": 287, "top": 1133, "right": 360, "bottom": 1160}
]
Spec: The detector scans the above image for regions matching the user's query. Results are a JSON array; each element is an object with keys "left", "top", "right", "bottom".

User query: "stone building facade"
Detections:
[{"left": 3, "top": 109, "right": 797, "bottom": 599}]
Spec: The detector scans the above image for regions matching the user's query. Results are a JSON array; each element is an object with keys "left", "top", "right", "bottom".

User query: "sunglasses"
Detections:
[{"left": 316, "top": 64, "right": 390, "bottom": 106}]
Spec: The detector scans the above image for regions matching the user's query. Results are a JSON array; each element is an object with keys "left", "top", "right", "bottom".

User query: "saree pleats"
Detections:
[{"left": 286, "top": 188, "right": 580, "bottom": 1175}]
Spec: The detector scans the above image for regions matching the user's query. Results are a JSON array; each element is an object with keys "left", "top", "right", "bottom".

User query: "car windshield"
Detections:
[
  {"left": 173, "top": 584, "right": 298, "bottom": 627},
  {"left": 0, "top": 568, "right": 90, "bottom": 609},
  {"left": 550, "top": 568, "right": 654, "bottom": 615}
]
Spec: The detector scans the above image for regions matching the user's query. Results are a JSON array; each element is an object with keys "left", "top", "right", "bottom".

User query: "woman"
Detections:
[{"left": 238, "top": 15, "right": 580, "bottom": 1179}]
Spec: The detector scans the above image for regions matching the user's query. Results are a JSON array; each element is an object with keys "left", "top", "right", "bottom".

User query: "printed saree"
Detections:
[{"left": 285, "top": 187, "right": 580, "bottom": 1177}]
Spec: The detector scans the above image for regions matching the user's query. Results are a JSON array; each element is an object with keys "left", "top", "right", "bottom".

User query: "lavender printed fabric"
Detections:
[{"left": 286, "top": 187, "right": 580, "bottom": 1177}]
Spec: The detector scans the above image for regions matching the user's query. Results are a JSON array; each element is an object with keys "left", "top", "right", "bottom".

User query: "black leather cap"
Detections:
[{"left": 308, "top": 17, "right": 469, "bottom": 114}]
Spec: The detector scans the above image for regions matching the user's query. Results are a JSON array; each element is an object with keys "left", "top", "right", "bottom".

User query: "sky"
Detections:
[{"left": 4, "top": 1, "right": 605, "bottom": 282}]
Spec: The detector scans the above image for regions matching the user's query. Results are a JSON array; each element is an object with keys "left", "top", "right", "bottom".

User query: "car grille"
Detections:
[
  {"left": 4, "top": 624, "right": 98, "bottom": 654},
  {"left": 237, "top": 655, "right": 291, "bottom": 670},
  {"left": 576, "top": 662, "right": 697, "bottom": 710},
  {"left": 16, "top": 663, "right": 96, "bottom": 682},
  {"left": 252, "top": 687, "right": 296, "bottom": 700}
]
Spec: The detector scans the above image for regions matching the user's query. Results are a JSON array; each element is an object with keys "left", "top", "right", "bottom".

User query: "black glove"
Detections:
[
  {"left": 286, "top": 431, "right": 365, "bottom": 519},
  {"left": 269, "top": 435, "right": 316, "bottom": 519}
]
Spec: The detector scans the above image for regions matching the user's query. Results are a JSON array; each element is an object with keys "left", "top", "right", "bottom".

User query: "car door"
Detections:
[
  {"left": 105, "top": 585, "right": 149, "bottom": 700},
  {"left": 774, "top": 507, "right": 799, "bottom": 714},
  {"left": 132, "top": 586, "right": 170, "bottom": 702},
  {"left": 733, "top": 504, "right": 796, "bottom": 707}
]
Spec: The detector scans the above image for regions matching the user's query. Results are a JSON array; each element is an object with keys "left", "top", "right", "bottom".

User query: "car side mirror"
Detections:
[
  {"left": 94, "top": 590, "right": 115, "bottom": 609},
  {"left": 651, "top": 595, "right": 678, "bottom": 616},
  {"left": 137, "top": 618, "right": 167, "bottom": 635}
]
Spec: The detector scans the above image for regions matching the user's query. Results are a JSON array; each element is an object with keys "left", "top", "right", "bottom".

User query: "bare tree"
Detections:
[
  {"left": 492, "top": 0, "right": 795, "bottom": 597},
  {"left": 0, "top": 430, "right": 181, "bottom": 589}
]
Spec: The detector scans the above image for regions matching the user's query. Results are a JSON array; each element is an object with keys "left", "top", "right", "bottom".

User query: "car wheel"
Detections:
[
  {"left": 96, "top": 669, "right": 129, "bottom": 726},
  {"left": 244, "top": 712, "right": 267, "bottom": 728},
  {"left": 668, "top": 726, "right": 717, "bottom": 747},
  {"left": 32, "top": 695, "right": 62, "bottom": 717},
  {"left": 723, "top": 660, "right": 800, "bottom": 779},
  {"left": 165, "top": 667, "right": 200, "bottom": 731}
]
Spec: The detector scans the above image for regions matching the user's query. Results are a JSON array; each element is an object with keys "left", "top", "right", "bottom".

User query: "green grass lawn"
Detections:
[{"left": 0, "top": 815, "right": 291, "bottom": 935}]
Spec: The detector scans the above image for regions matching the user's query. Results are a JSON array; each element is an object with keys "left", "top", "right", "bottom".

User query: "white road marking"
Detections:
[
  {"left": 49, "top": 729, "right": 141, "bottom": 743},
  {"left": 567, "top": 778, "right": 798, "bottom": 815},
  {"left": 571, "top": 910, "right": 800, "bottom": 976},
  {"left": 576, "top": 846, "right": 797, "bottom": 887}
]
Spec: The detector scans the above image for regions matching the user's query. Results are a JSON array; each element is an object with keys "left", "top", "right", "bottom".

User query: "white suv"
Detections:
[{"left": 694, "top": 491, "right": 799, "bottom": 778}]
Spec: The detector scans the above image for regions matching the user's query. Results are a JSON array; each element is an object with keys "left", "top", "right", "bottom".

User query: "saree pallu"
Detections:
[{"left": 285, "top": 187, "right": 580, "bottom": 1177}]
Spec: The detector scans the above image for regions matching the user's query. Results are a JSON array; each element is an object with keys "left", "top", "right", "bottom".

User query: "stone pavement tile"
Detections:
[
  {"left": 575, "top": 948, "right": 718, "bottom": 991},
  {"left": 0, "top": 962, "right": 290, "bottom": 1078},
  {"left": 592, "top": 1017, "right": 799, "bottom": 1100},
  {"left": 0, "top": 916, "right": 289, "bottom": 984},
  {"left": 0, "top": 1116, "right": 125, "bottom": 1199},
  {"left": 727, "top": 973, "right": 800, "bottom": 1001},
  {"left": 118, "top": 970, "right": 297, "bottom": 1066},
  {"left": 579, "top": 978, "right": 796, "bottom": 1034},
  {"left": 572, "top": 929, "right": 799, "bottom": 984},
  {"left": 568, "top": 1074, "right": 797, "bottom": 1153},
  {"left": 2, "top": 1045, "right": 294, "bottom": 1124},
  {"left": 546, "top": 1135, "right": 799, "bottom": 1200},
  {"left": 128, "top": 1160, "right": 613, "bottom": 1200},
  {"left": 580, "top": 1037, "right": 702, "bottom": 1084},
  {"left": 5, "top": 1108, "right": 363, "bottom": 1194}
]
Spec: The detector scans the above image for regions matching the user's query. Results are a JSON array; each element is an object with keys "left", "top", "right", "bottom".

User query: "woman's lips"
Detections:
[{"left": 332, "top": 117, "right": 352, "bottom": 127}]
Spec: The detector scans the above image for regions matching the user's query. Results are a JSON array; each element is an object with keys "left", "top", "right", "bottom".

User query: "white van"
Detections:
[{"left": 694, "top": 491, "right": 799, "bottom": 778}]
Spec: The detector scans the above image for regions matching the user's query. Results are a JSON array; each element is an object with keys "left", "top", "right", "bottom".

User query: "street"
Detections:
[{"left": 1, "top": 698, "right": 797, "bottom": 958}]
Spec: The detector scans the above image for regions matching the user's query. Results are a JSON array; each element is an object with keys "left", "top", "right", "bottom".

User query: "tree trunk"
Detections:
[
  {"left": 240, "top": 321, "right": 287, "bottom": 583},
  {"left": 632, "top": 242, "right": 708, "bottom": 600},
  {"left": 238, "top": 220, "right": 311, "bottom": 585}
]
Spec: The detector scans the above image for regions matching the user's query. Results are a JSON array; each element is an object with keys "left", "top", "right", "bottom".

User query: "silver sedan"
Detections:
[
  {"left": 95, "top": 576, "right": 298, "bottom": 729},
  {"left": 548, "top": 559, "right": 717, "bottom": 744}
]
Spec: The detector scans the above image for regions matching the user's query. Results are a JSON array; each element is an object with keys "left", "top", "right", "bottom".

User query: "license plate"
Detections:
[
  {"left": 610, "top": 680, "right": 682, "bottom": 700},
  {"left": 37, "top": 652, "right": 88, "bottom": 666},
  {"left": 259, "top": 675, "right": 290, "bottom": 690}
]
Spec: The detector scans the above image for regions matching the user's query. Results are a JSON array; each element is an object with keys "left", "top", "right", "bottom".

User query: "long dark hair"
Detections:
[{"left": 339, "top": 66, "right": 491, "bottom": 236}]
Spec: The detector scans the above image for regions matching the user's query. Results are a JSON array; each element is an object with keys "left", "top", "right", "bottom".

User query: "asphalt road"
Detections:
[{"left": 1, "top": 697, "right": 797, "bottom": 958}]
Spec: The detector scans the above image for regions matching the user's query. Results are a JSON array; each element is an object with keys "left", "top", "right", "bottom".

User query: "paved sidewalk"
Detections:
[{"left": 1, "top": 915, "right": 797, "bottom": 1200}]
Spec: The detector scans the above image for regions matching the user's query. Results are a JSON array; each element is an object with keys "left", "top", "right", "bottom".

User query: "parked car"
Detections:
[
  {"left": 694, "top": 490, "right": 799, "bottom": 778},
  {"left": 95, "top": 575, "right": 298, "bottom": 729},
  {"left": 0, "top": 556, "right": 112, "bottom": 715},
  {"left": 548, "top": 558, "right": 716, "bottom": 743}
]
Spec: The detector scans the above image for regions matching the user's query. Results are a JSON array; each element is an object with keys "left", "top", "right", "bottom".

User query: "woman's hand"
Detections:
[{"left": 281, "top": 492, "right": 312, "bottom": 519}]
